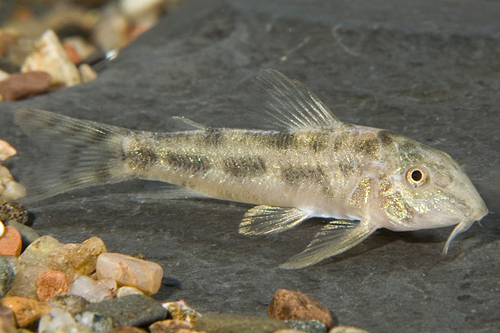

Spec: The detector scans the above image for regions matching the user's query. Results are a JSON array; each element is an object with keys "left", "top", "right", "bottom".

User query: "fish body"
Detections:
[{"left": 14, "top": 69, "right": 488, "bottom": 268}]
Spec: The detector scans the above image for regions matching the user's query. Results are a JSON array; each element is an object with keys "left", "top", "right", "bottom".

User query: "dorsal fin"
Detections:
[
  {"left": 172, "top": 116, "right": 208, "bottom": 130},
  {"left": 253, "top": 69, "right": 341, "bottom": 130}
]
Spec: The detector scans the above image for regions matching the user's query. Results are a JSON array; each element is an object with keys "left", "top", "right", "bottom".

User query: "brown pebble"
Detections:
[
  {"left": 195, "top": 314, "right": 288, "bottom": 333},
  {"left": 0, "top": 71, "right": 51, "bottom": 101},
  {"left": 329, "top": 326, "right": 370, "bottom": 333},
  {"left": 35, "top": 270, "right": 69, "bottom": 303},
  {"left": 1, "top": 296, "right": 52, "bottom": 328},
  {"left": 0, "top": 315, "right": 17, "bottom": 333},
  {"left": 102, "top": 326, "right": 148, "bottom": 333},
  {"left": 0, "top": 304, "right": 16, "bottom": 330},
  {"left": 149, "top": 319, "right": 194, "bottom": 333},
  {"left": 269, "top": 289, "right": 333, "bottom": 329},
  {"left": 0, "top": 225, "right": 22, "bottom": 257}
]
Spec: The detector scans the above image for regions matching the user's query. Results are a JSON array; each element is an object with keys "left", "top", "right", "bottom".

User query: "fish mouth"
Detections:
[{"left": 442, "top": 205, "right": 488, "bottom": 255}]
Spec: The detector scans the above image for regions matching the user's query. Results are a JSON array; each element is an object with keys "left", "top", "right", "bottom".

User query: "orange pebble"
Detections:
[
  {"left": 1, "top": 296, "right": 52, "bottom": 328},
  {"left": 0, "top": 226, "right": 22, "bottom": 257},
  {"left": 35, "top": 270, "right": 69, "bottom": 303},
  {"left": 63, "top": 41, "right": 81, "bottom": 64}
]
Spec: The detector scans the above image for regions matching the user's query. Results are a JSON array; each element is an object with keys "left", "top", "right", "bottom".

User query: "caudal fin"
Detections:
[{"left": 14, "top": 108, "right": 134, "bottom": 202}]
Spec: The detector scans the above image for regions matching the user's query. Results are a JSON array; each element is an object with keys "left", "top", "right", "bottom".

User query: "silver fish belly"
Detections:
[{"left": 14, "top": 69, "right": 488, "bottom": 269}]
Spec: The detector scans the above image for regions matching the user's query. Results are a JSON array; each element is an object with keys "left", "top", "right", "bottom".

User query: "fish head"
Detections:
[{"left": 374, "top": 131, "right": 488, "bottom": 247}]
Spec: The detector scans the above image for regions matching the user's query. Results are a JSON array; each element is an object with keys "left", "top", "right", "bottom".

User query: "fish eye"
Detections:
[{"left": 406, "top": 167, "right": 427, "bottom": 187}]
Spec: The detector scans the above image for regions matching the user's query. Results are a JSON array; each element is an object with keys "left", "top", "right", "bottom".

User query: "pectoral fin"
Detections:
[
  {"left": 239, "top": 205, "right": 309, "bottom": 235},
  {"left": 280, "top": 221, "right": 377, "bottom": 269}
]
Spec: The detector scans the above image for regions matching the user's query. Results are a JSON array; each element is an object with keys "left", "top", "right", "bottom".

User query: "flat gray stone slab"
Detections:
[{"left": 1, "top": 0, "right": 499, "bottom": 332}]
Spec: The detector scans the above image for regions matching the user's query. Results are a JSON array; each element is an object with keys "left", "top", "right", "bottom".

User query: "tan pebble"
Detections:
[
  {"left": 22, "top": 30, "right": 81, "bottom": 87},
  {"left": 0, "top": 70, "right": 9, "bottom": 82},
  {"left": 16, "top": 236, "right": 63, "bottom": 268},
  {"left": 161, "top": 301, "right": 201, "bottom": 324},
  {"left": 269, "top": 289, "right": 333, "bottom": 329},
  {"left": 0, "top": 226, "right": 22, "bottom": 257},
  {"left": 329, "top": 326, "right": 369, "bottom": 333},
  {"left": 35, "top": 270, "right": 69, "bottom": 303},
  {"left": 96, "top": 252, "right": 163, "bottom": 295},
  {"left": 0, "top": 140, "right": 16, "bottom": 161},
  {"left": 149, "top": 319, "right": 194, "bottom": 333},
  {"left": 0, "top": 166, "right": 26, "bottom": 204},
  {"left": 1, "top": 296, "right": 52, "bottom": 328},
  {"left": 0, "top": 221, "right": 4, "bottom": 237},
  {"left": 94, "top": 4, "right": 131, "bottom": 50},
  {"left": 120, "top": 0, "right": 164, "bottom": 19},
  {"left": 79, "top": 63, "right": 98, "bottom": 83},
  {"left": 102, "top": 326, "right": 148, "bottom": 333},
  {"left": 0, "top": 71, "right": 52, "bottom": 101},
  {"left": 115, "top": 286, "right": 144, "bottom": 297},
  {"left": 48, "top": 236, "right": 107, "bottom": 281},
  {"left": 8, "top": 236, "right": 106, "bottom": 299}
]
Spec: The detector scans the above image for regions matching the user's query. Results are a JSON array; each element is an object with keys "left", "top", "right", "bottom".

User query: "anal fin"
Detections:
[
  {"left": 239, "top": 205, "right": 309, "bottom": 235},
  {"left": 280, "top": 221, "right": 377, "bottom": 269}
]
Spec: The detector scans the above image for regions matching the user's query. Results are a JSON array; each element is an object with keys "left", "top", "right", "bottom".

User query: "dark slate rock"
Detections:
[
  {"left": 83, "top": 294, "right": 167, "bottom": 327},
  {"left": 0, "top": 0, "right": 499, "bottom": 332},
  {"left": 0, "top": 256, "right": 14, "bottom": 298},
  {"left": 285, "top": 319, "right": 327, "bottom": 333}
]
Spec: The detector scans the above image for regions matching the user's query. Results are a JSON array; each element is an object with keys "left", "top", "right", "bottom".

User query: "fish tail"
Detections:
[{"left": 14, "top": 108, "right": 134, "bottom": 202}]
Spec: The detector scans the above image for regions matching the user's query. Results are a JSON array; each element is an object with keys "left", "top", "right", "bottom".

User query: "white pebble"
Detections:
[
  {"left": 38, "top": 308, "right": 93, "bottom": 333},
  {"left": 69, "top": 276, "right": 116, "bottom": 302}
]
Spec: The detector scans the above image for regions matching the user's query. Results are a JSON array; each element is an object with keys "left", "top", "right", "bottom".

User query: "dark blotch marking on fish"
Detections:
[
  {"left": 281, "top": 166, "right": 325, "bottom": 185},
  {"left": 203, "top": 128, "right": 224, "bottom": 147},
  {"left": 166, "top": 152, "right": 211, "bottom": 175},
  {"left": 339, "top": 160, "right": 356, "bottom": 175},
  {"left": 377, "top": 130, "right": 397, "bottom": 146},
  {"left": 265, "top": 133, "right": 298, "bottom": 150},
  {"left": 333, "top": 131, "right": 350, "bottom": 151},
  {"left": 356, "top": 137, "right": 380, "bottom": 158},
  {"left": 224, "top": 156, "right": 267, "bottom": 177},
  {"left": 127, "top": 148, "right": 159, "bottom": 171},
  {"left": 310, "top": 133, "right": 329, "bottom": 152}
]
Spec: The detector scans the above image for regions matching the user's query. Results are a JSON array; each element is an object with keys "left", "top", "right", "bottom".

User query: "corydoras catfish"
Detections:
[{"left": 14, "top": 69, "right": 488, "bottom": 269}]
